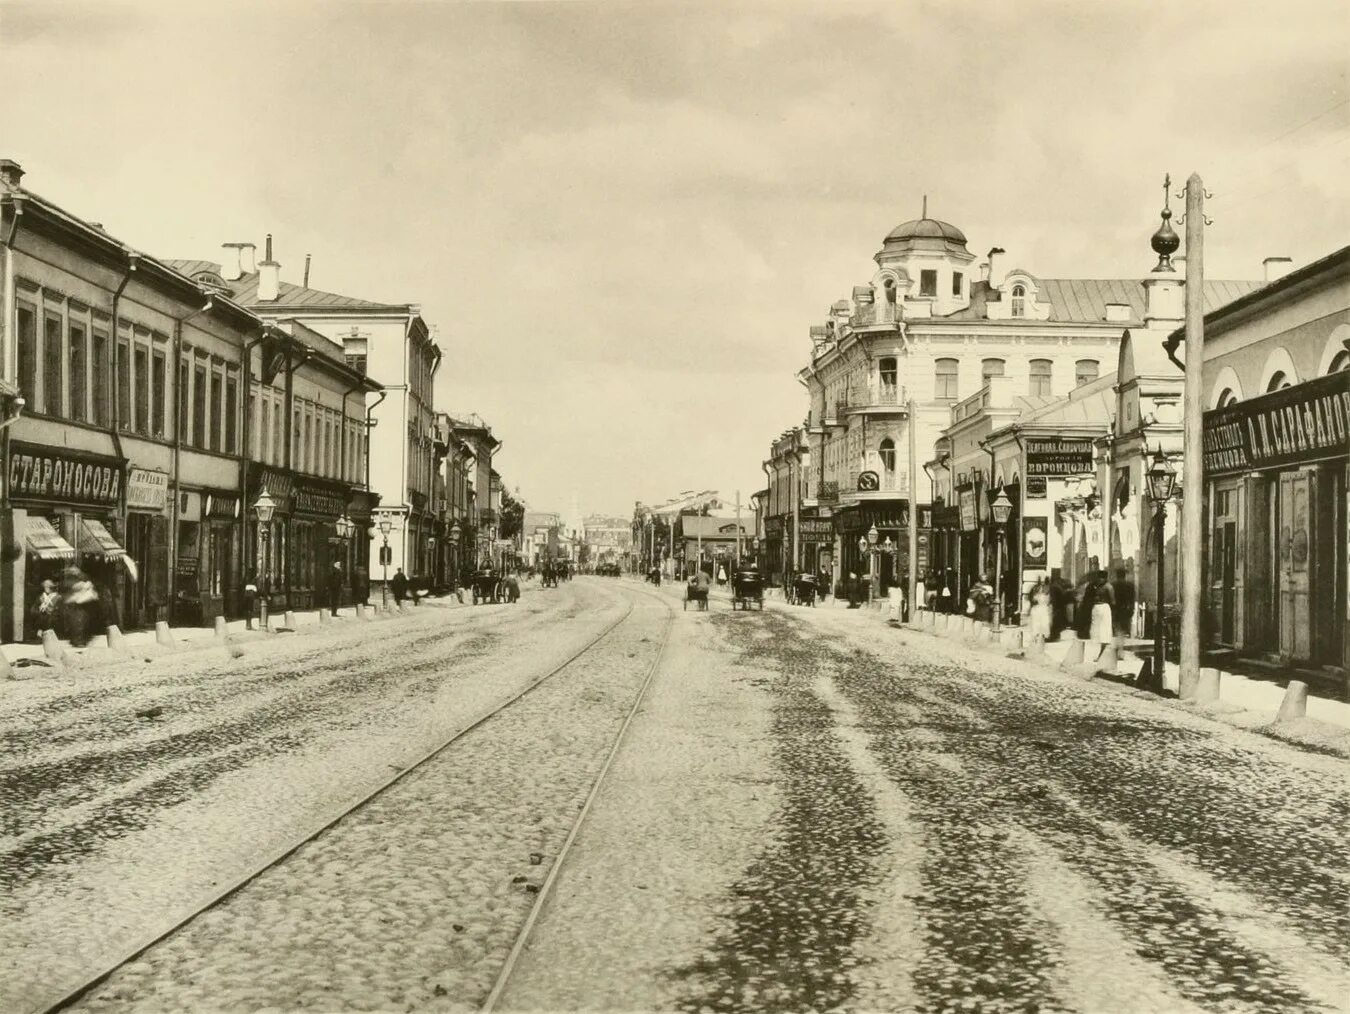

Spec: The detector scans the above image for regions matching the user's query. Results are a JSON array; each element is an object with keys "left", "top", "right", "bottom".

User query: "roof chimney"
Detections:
[
  {"left": 220, "top": 242, "right": 246, "bottom": 282},
  {"left": 987, "top": 247, "right": 1006, "bottom": 288},
  {"left": 1263, "top": 256, "right": 1293, "bottom": 283},
  {"left": 0, "top": 159, "right": 24, "bottom": 188},
  {"left": 257, "top": 234, "right": 280, "bottom": 302},
  {"left": 978, "top": 262, "right": 991, "bottom": 283},
  {"left": 240, "top": 242, "right": 256, "bottom": 274}
]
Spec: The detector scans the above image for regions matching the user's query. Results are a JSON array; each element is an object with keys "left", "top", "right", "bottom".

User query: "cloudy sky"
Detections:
[{"left": 3, "top": 0, "right": 1346, "bottom": 516}]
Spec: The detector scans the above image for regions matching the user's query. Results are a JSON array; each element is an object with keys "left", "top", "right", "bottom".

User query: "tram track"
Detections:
[{"left": 24, "top": 581, "right": 670, "bottom": 1014}]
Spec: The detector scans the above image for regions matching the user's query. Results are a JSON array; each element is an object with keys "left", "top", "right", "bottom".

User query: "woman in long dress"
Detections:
[
  {"left": 1088, "top": 571, "right": 1115, "bottom": 644},
  {"left": 1028, "top": 578, "right": 1052, "bottom": 642}
]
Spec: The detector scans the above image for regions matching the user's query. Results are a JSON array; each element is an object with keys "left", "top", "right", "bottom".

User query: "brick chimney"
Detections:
[
  {"left": 1263, "top": 256, "right": 1293, "bottom": 283},
  {"left": 240, "top": 242, "right": 257, "bottom": 274},
  {"left": 0, "top": 159, "right": 25, "bottom": 188},
  {"left": 221, "top": 242, "right": 247, "bottom": 281},
  {"left": 257, "top": 234, "right": 280, "bottom": 302}
]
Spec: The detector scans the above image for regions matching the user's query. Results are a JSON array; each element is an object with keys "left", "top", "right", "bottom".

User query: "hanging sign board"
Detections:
[
  {"left": 959, "top": 489, "right": 977, "bottom": 531},
  {"left": 1202, "top": 371, "right": 1350, "bottom": 476},
  {"left": 1023, "top": 515, "right": 1048, "bottom": 567}
]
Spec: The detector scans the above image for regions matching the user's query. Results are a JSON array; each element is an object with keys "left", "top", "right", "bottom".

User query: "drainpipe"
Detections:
[
  {"left": 109, "top": 255, "right": 139, "bottom": 463},
  {"left": 3, "top": 194, "right": 26, "bottom": 383},
  {"left": 168, "top": 294, "right": 213, "bottom": 617},
  {"left": 2, "top": 195, "right": 28, "bottom": 637},
  {"left": 364, "top": 388, "right": 387, "bottom": 493}
]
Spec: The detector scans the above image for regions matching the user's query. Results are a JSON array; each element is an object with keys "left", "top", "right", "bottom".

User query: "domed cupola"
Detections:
[
  {"left": 873, "top": 196, "right": 976, "bottom": 318},
  {"left": 878, "top": 197, "right": 971, "bottom": 259}
]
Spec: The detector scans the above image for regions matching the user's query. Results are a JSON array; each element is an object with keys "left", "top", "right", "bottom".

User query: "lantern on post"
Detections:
[
  {"left": 990, "top": 488, "right": 1013, "bottom": 632},
  {"left": 1146, "top": 448, "right": 1177, "bottom": 685},
  {"left": 252, "top": 491, "right": 277, "bottom": 630}
]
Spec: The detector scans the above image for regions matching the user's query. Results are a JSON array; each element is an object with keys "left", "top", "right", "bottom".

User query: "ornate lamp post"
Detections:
[
  {"left": 378, "top": 516, "right": 393, "bottom": 611},
  {"left": 1146, "top": 449, "right": 1177, "bottom": 685},
  {"left": 335, "top": 513, "right": 355, "bottom": 608},
  {"left": 990, "top": 489, "right": 1013, "bottom": 632},
  {"left": 449, "top": 520, "right": 462, "bottom": 591},
  {"left": 253, "top": 491, "right": 277, "bottom": 630},
  {"left": 867, "top": 524, "right": 879, "bottom": 603}
]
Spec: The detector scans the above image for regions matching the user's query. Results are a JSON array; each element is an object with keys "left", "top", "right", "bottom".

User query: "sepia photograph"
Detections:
[{"left": 1, "top": 1, "right": 1347, "bottom": 1012}]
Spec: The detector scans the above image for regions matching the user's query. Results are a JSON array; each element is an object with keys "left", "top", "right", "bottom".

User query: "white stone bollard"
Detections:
[
  {"left": 284, "top": 610, "right": 297, "bottom": 628},
  {"left": 1059, "top": 639, "right": 1085, "bottom": 669},
  {"left": 1276, "top": 680, "right": 1309, "bottom": 722},
  {"left": 1196, "top": 667, "right": 1221, "bottom": 704},
  {"left": 154, "top": 621, "right": 175, "bottom": 648}
]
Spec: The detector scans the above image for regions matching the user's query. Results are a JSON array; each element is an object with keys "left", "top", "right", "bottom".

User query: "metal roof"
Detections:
[
  {"left": 939, "top": 278, "right": 1262, "bottom": 325},
  {"left": 164, "top": 260, "right": 407, "bottom": 312}
]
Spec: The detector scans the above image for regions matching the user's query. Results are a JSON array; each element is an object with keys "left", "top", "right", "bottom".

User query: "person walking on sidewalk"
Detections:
[
  {"left": 327, "top": 561, "right": 344, "bottom": 617},
  {"left": 1088, "top": 570, "right": 1115, "bottom": 643},
  {"left": 1111, "top": 567, "right": 1137, "bottom": 643},
  {"left": 391, "top": 567, "right": 409, "bottom": 605}
]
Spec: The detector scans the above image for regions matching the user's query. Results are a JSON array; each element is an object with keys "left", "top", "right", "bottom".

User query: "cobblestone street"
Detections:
[{"left": 3, "top": 579, "right": 1347, "bottom": 1013}]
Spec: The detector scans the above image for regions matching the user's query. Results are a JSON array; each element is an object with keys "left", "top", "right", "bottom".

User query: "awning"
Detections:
[
  {"left": 25, "top": 517, "right": 76, "bottom": 560},
  {"left": 79, "top": 519, "right": 127, "bottom": 559}
]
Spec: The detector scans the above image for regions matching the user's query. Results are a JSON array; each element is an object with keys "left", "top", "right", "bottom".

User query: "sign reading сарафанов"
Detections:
[
  {"left": 10, "top": 443, "right": 123, "bottom": 507},
  {"left": 1202, "top": 371, "right": 1350, "bottom": 476}
]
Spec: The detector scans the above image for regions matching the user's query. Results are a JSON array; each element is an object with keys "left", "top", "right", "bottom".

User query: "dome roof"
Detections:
[{"left": 885, "top": 217, "right": 968, "bottom": 245}]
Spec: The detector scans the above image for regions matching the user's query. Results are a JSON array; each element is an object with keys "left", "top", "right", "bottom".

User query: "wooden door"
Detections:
[{"left": 1278, "top": 471, "right": 1313, "bottom": 660}]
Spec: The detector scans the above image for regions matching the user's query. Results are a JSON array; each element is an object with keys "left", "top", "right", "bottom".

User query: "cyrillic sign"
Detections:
[
  {"left": 1026, "top": 438, "right": 1095, "bottom": 477},
  {"left": 1202, "top": 371, "right": 1350, "bottom": 476},
  {"left": 10, "top": 443, "right": 123, "bottom": 507}
]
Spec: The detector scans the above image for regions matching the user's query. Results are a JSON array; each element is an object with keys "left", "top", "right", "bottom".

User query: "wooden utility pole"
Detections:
[
  {"left": 908, "top": 397, "right": 919, "bottom": 620},
  {"left": 1179, "top": 173, "right": 1205, "bottom": 700},
  {"left": 735, "top": 489, "right": 742, "bottom": 564}
]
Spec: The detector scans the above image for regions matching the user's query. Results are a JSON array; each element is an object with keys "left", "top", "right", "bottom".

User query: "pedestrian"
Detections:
[
  {"left": 716, "top": 564, "right": 727, "bottom": 586},
  {"left": 1111, "top": 567, "right": 1137, "bottom": 642},
  {"left": 846, "top": 571, "right": 862, "bottom": 608},
  {"left": 970, "top": 574, "right": 994, "bottom": 623},
  {"left": 1074, "top": 573, "right": 1095, "bottom": 640},
  {"left": 327, "top": 561, "right": 344, "bottom": 617},
  {"left": 1048, "top": 573, "right": 1071, "bottom": 641},
  {"left": 62, "top": 567, "right": 98, "bottom": 648},
  {"left": 1088, "top": 570, "right": 1115, "bottom": 643},
  {"left": 32, "top": 579, "right": 60, "bottom": 640},
  {"left": 391, "top": 567, "right": 408, "bottom": 604},
  {"left": 1028, "top": 577, "right": 1052, "bottom": 642},
  {"left": 243, "top": 572, "right": 259, "bottom": 630}
]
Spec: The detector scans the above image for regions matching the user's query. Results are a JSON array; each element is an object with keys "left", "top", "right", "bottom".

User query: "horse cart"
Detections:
[
  {"left": 731, "top": 569, "right": 764, "bottom": 611},
  {"left": 793, "top": 573, "right": 818, "bottom": 607},
  {"left": 471, "top": 570, "right": 501, "bottom": 605},
  {"left": 684, "top": 577, "right": 709, "bottom": 611}
]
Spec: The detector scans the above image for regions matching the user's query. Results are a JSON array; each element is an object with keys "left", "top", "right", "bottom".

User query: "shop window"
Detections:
[
  {"left": 193, "top": 365, "right": 207, "bottom": 449},
  {"left": 134, "top": 346, "right": 150, "bottom": 435},
  {"left": 1011, "top": 284, "right": 1026, "bottom": 318},
  {"left": 69, "top": 323, "right": 87, "bottom": 423},
  {"left": 44, "top": 314, "right": 63, "bottom": 416},
  {"left": 17, "top": 304, "right": 37, "bottom": 407},
  {"left": 92, "top": 331, "right": 109, "bottom": 425},
  {"left": 935, "top": 358, "right": 959, "bottom": 400},
  {"left": 152, "top": 350, "right": 166, "bottom": 437},
  {"left": 1029, "top": 359, "right": 1052, "bottom": 397},
  {"left": 1266, "top": 371, "right": 1290, "bottom": 392},
  {"left": 225, "top": 376, "right": 238, "bottom": 454},
  {"left": 982, "top": 358, "right": 1005, "bottom": 385},
  {"left": 117, "top": 340, "right": 131, "bottom": 429},
  {"left": 1075, "top": 359, "right": 1099, "bottom": 387},
  {"left": 920, "top": 270, "right": 938, "bottom": 297},
  {"left": 210, "top": 372, "right": 223, "bottom": 451}
]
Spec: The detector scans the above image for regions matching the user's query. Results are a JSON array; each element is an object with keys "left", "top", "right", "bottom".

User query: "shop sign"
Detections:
[
  {"left": 126, "top": 468, "right": 169, "bottom": 511},
  {"left": 204, "top": 493, "right": 241, "bottom": 520},
  {"left": 1026, "top": 438, "right": 1095, "bottom": 477},
  {"left": 1023, "top": 515, "right": 1048, "bottom": 567},
  {"left": 1026, "top": 476, "right": 1048, "bottom": 498},
  {"left": 10, "top": 443, "right": 123, "bottom": 507},
  {"left": 1202, "top": 372, "right": 1350, "bottom": 476},
  {"left": 959, "top": 489, "right": 977, "bottom": 531},
  {"left": 294, "top": 487, "right": 348, "bottom": 517},
  {"left": 764, "top": 516, "right": 785, "bottom": 538},
  {"left": 817, "top": 480, "right": 839, "bottom": 504},
  {"left": 857, "top": 470, "right": 880, "bottom": 491},
  {"left": 800, "top": 519, "right": 834, "bottom": 544}
]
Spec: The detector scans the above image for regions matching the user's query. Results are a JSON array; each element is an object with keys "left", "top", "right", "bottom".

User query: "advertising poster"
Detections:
[{"left": 1023, "top": 515, "right": 1048, "bottom": 568}]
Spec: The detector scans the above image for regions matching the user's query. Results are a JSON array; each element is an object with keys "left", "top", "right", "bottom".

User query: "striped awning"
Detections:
[
  {"left": 25, "top": 517, "right": 77, "bottom": 560},
  {"left": 79, "top": 519, "right": 127, "bottom": 559}
]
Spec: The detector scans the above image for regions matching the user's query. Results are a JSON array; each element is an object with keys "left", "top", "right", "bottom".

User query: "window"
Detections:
[
  {"left": 69, "top": 323, "right": 87, "bottom": 423},
  {"left": 952, "top": 272, "right": 963, "bottom": 296},
  {"left": 178, "top": 359, "right": 190, "bottom": 441},
  {"left": 273, "top": 395, "right": 283, "bottom": 464},
  {"left": 134, "top": 347, "right": 149, "bottom": 435},
  {"left": 1075, "top": 359, "right": 1100, "bottom": 387},
  {"left": 151, "top": 350, "right": 166, "bottom": 436},
  {"left": 1330, "top": 350, "right": 1350, "bottom": 373},
  {"left": 117, "top": 339, "right": 131, "bottom": 429},
  {"left": 879, "top": 438, "right": 896, "bottom": 476},
  {"left": 981, "top": 358, "right": 1005, "bottom": 385},
  {"left": 935, "top": 358, "right": 959, "bottom": 400},
  {"left": 293, "top": 407, "right": 301, "bottom": 466},
  {"left": 17, "top": 305, "right": 38, "bottom": 407},
  {"left": 346, "top": 353, "right": 367, "bottom": 377},
  {"left": 225, "top": 374, "right": 238, "bottom": 453},
  {"left": 1011, "top": 284, "right": 1026, "bottom": 318},
  {"left": 210, "top": 372, "right": 223, "bottom": 451},
  {"left": 193, "top": 365, "right": 207, "bottom": 449},
  {"left": 1266, "top": 371, "right": 1290, "bottom": 392},
  {"left": 92, "top": 331, "right": 109, "bottom": 426},
  {"left": 44, "top": 314, "right": 63, "bottom": 416},
  {"left": 879, "top": 356, "right": 897, "bottom": 394},
  {"left": 919, "top": 269, "right": 938, "bottom": 297},
  {"left": 1029, "top": 359, "right": 1053, "bottom": 397},
  {"left": 304, "top": 410, "right": 312, "bottom": 473},
  {"left": 1216, "top": 388, "right": 1237, "bottom": 409}
]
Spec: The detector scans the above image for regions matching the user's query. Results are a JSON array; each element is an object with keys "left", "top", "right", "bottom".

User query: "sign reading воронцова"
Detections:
[
  {"left": 1203, "top": 371, "right": 1350, "bottom": 476},
  {"left": 1026, "top": 438, "right": 1095, "bottom": 477}
]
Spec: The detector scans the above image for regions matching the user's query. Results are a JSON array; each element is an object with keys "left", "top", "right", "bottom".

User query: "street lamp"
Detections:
[
  {"left": 1146, "top": 449, "right": 1177, "bottom": 686},
  {"left": 253, "top": 490, "right": 277, "bottom": 630},
  {"left": 866, "top": 525, "right": 880, "bottom": 602},
  {"left": 378, "top": 515, "right": 393, "bottom": 611},
  {"left": 990, "top": 489, "right": 1013, "bottom": 632},
  {"left": 449, "top": 520, "right": 462, "bottom": 591}
]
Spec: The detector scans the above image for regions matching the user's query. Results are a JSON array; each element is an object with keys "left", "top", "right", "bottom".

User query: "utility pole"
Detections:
[
  {"left": 908, "top": 397, "right": 919, "bottom": 621},
  {"left": 735, "top": 489, "right": 742, "bottom": 564},
  {"left": 1179, "top": 173, "right": 1206, "bottom": 700}
]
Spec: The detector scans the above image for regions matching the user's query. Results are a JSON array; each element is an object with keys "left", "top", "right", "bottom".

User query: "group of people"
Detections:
[
  {"left": 31, "top": 567, "right": 104, "bottom": 647},
  {"left": 1026, "top": 569, "right": 1138, "bottom": 643}
]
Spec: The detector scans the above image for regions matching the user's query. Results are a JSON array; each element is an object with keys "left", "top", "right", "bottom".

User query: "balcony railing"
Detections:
[
  {"left": 847, "top": 468, "right": 912, "bottom": 494},
  {"left": 847, "top": 383, "right": 908, "bottom": 410}
]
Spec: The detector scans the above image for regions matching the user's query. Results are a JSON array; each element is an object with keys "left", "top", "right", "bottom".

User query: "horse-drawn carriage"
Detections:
[
  {"left": 731, "top": 568, "right": 763, "bottom": 611},
  {"left": 471, "top": 569, "right": 501, "bottom": 605},
  {"left": 792, "top": 572, "right": 818, "bottom": 607}
]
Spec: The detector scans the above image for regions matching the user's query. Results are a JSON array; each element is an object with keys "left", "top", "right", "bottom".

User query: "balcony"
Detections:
[
  {"left": 846, "top": 468, "right": 912, "bottom": 496},
  {"left": 846, "top": 382, "right": 910, "bottom": 414}
]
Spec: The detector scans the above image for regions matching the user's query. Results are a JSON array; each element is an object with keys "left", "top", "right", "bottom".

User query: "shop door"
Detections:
[
  {"left": 1218, "top": 523, "right": 1237, "bottom": 644},
  {"left": 1278, "top": 471, "right": 1312, "bottom": 660}
]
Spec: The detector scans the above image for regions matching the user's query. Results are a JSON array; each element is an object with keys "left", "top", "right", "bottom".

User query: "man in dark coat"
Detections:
[
  {"left": 390, "top": 567, "right": 409, "bottom": 604},
  {"left": 327, "top": 561, "right": 344, "bottom": 617},
  {"left": 1111, "top": 567, "right": 1137, "bottom": 639}
]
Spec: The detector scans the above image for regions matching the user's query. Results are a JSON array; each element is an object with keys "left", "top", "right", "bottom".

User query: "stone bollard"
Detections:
[
  {"left": 1000, "top": 627, "right": 1024, "bottom": 650},
  {"left": 1095, "top": 643, "right": 1120, "bottom": 675},
  {"left": 0, "top": 648, "right": 12, "bottom": 679},
  {"left": 284, "top": 610, "right": 297, "bottom": 629},
  {"left": 971, "top": 624, "right": 992, "bottom": 645},
  {"left": 920, "top": 610, "right": 934, "bottom": 629},
  {"left": 934, "top": 614, "right": 948, "bottom": 633},
  {"left": 1276, "top": 680, "right": 1309, "bottom": 722},
  {"left": 1059, "top": 639, "right": 1085, "bottom": 669},
  {"left": 319, "top": 609, "right": 330, "bottom": 625},
  {"left": 154, "top": 621, "right": 175, "bottom": 648},
  {"left": 1135, "top": 657, "right": 1162, "bottom": 693},
  {"left": 399, "top": 601, "right": 409, "bottom": 615},
  {"left": 42, "top": 629, "right": 67, "bottom": 663},
  {"left": 355, "top": 603, "right": 366, "bottom": 619},
  {"left": 1195, "top": 667, "right": 1222, "bottom": 704},
  {"left": 106, "top": 625, "right": 128, "bottom": 652},
  {"left": 1025, "top": 633, "right": 1047, "bottom": 660},
  {"left": 214, "top": 616, "right": 228, "bottom": 639}
]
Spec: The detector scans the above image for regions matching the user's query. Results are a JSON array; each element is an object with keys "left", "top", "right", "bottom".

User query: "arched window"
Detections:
[
  {"left": 935, "top": 358, "right": 959, "bottom": 400},
  {"left": 1029, "top": 359, "right": 1053, "bottom": 397},
  {"left": 878, "top": 356, "right": 898, "bottom": 395},
  {"left": 1266, "top": 371, "right": 1290, "bottom": 392},
  {"left": 1328, "top": 350, "right": 1350, "bottom": 373},
  {"left": 879, "top": 438, "right": 896, "bottom": 476},
  {"left": 981, "top": 358, "right": 1005, "bottom": 386},
  {"left": 1011, "top": 284, "right": 1026, "bottom": 318},
  {"left": 1075, "top": 359, "right": 1099, "bottom": 387},
  {"left": 1216, "top": 388, "right": 1238, "bottom": 409}
]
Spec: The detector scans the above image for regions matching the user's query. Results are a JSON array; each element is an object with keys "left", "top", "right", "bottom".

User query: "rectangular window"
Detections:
[
  {"left": 151, "top": 350, "right": 167, "bottom": 436},
  {"left": 935, "top": 358, "right": 959, "bottom": 401},
  {"left": 261, "top": 397, "right": 271, "bottom": 464},
  {"left": 274, "top": 396, "right": 283, "bottom": 464},
  {"left": 69, "top": 323, "right": 87, "bottom": 422},
  {"left": 92, "top": 331, "right": 109, "bottom": 425},
  {"left": 17, "top": 305, "right": 38, "bottom": 407},
  {"left": 44, "top": 314, "right": 63, "bottom": 416},
  {"left": 134, "top": 346, "right": 150, "bottom": 435},
  {"left": 225, "top": 375, "right": 238, "bottom": 454},
  {"left": 920, "top": 270, "right": 938, "bottom": 297},
  {"left": 952, "top": 272, "right": 963, "bottom": 296},
  {"left": 1029, "top": 359, "right": 1053, "bottom": 397},
  {"left": 1076, "top": 359, "right": 1100, "bottom": 387},
  {"left": 304, "top": 412, "right": 312, "bottom": 473},
  {"left": 178, "top": 359, "right": 190, "bottom": 441},
  {"left": 210, "top": 372, "right": 223, "bottom": 451},
  {"left": 117, "top": 340, "right": 131, "bottom": 429},
  {"left": 193, "top": 365, "right": 207, "bottom": 449},
  {"left": 293, "top": 408, "right": 300, "bottom": 466}
]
